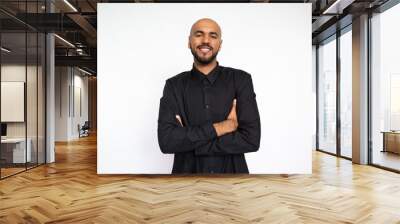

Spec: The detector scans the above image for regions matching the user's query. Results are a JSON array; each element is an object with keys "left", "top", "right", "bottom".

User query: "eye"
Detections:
[{"left": 210, "top": 34, "right": 218, "bottom": 39}]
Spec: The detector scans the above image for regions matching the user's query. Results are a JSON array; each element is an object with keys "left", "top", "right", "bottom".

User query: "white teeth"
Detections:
[{"left": 200, "top": 48, "right": 210, "bottom": 53}]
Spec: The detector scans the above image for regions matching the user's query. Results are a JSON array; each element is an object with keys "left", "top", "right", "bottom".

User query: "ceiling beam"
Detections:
[{"left": 55, "top": 55, "right": 96, "bottom": 69}]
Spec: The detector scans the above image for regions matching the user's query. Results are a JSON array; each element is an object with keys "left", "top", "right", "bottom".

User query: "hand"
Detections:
[
  {"left": 227, "top": 99, "right": 238, "bottom": 129},
  {"left": 213, "top": 99, "right": 238, "bottom": 137},
  {"left": 176, "top": 115, "right": 183, "bottom": 127}
]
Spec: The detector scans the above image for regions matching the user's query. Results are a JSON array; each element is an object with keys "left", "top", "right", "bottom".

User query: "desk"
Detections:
[
  {"left": 1, "top": 138, "right": 31, "bottom": 163},
  {"left": 381, "top": 131, "right": 400, "bottom": 154}
]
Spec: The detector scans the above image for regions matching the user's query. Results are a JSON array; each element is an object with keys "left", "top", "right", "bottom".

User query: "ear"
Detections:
[{"left": 188, "top": 36, "right": 191, "bottom": 49}]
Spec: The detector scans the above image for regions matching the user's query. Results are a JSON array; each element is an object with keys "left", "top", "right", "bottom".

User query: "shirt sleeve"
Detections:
[
  {"left": 194, "top": 74, "right": 261, "bottom": 156},
  {"left": 158, "top": 79, "right": 218, "bottom": 154}
]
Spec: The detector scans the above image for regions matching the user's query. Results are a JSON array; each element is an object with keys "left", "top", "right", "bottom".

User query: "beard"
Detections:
[{"left": 190, "top": 45, "right": 219, "bottom": 65}]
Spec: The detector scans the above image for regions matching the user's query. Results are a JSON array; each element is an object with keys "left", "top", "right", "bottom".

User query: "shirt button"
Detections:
[{"left": 205, "top": 104, "right": 209, "bottom": 109}]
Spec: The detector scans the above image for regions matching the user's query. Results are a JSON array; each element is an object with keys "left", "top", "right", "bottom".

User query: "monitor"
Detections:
[{"left": 1, "top": 123, "right": 7, "bottom": 137}]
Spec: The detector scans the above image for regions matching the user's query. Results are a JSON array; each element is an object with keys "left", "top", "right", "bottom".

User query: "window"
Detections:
[
  {"left": 318, "top": 36, "right": 337, "bottom": 154},
  {"left": 370, "top": 2, "right": 400, "bottom": 171},
  {"left": 339, "top": 28, "right": 352, "bottom": 158}
]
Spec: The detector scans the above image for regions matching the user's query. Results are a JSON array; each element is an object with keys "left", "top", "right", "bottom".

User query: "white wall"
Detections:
[
  {"left": 98, "top": 3, "right": 313, "bottom": 174},
  {"left": 312, "top": 45, "right": 317, "bottom": 150},
  {"left": 55, "top": 67, "right": 89, "bottom": 141},
  {"left": 55, "top": 66, "right": 69, "bottom": 141},
  {"left": 72, "top": 72, "right": 89, "bottom": 138}
]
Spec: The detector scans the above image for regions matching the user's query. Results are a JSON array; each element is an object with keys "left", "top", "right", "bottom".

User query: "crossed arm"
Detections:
[
  {"left": 175, "top": 99, "right": 238, "bottom": 138},
  {"left": 157, "top": 76, "right": 261, "bottom": 156}
]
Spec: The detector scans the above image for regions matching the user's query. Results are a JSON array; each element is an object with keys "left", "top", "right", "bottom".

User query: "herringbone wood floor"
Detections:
[{"left": 1, "top": 134, "right": 400, "bottom": 224}]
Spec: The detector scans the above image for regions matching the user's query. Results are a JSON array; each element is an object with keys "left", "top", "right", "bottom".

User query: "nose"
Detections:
[{"left": 202, "top": 35, "right": 210, "bottom": 44}]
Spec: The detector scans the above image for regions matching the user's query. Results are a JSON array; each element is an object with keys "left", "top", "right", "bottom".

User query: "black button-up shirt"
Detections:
[{"left": 158, "top": 63, "right": 261, "bottom": 174}]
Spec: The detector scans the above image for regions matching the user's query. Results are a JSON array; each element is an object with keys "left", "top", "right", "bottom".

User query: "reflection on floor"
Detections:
[
  {"left": 0, "top": 167, "right": 25, "bottom": 177},
  {"left": 373, "top": 150, "right": 400, "bottom": 171},
  {"left": 341, "top": 148, "right": 352, "bottom": 158},
  {"left": 0, "top": 162, "right": 42, "bottom": 178}
]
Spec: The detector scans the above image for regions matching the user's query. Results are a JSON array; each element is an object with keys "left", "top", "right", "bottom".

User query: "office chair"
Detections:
[{"left": 79, "top": 121, "right": 90, "bottom": 138}]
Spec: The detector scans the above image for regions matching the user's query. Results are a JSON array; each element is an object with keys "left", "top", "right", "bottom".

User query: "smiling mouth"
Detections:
[{"left": 198, "top": 46, "right": 212, "bottom": 54}]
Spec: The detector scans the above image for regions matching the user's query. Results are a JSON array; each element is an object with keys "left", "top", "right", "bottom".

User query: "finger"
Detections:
[
  {"left": 231, "top": 99, "right": 237, "bottom": 114},
  {"left": 230, "top": 99, "right": 237, "bottom": 111},
  {"left": 176, "top": 115, "right": 183, "bottom": 126},
  {"left": 230, "top": 99, "right": 238, "bottom": 120},
  {"left": 228, "top": 105, "right": 235, "bottom": 118},
  {"left": 228, "top": 99, "right": 237, "bottom": 120},
  {"left": 231, "top": 99, "right": 237, "bottom": 113},
  {"left": 177, "top": 118, "right": 183, "bottom": 126}
]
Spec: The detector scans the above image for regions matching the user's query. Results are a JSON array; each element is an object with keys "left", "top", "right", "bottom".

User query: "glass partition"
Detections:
[
  {"left": 0, "top": 31, "right": 28, "bottom": 177},
  {"left": 0, "top": 1, "right": 46, "bottom": 179}
]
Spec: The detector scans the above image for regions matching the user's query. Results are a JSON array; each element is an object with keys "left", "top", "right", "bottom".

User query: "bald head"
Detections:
[{"left": 190, "top": 18, "right": 222, "bottom": 38}]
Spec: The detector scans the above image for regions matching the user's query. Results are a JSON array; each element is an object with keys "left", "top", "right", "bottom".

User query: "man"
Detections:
[{"left": 157, "top": 18, "right": 261, "bottom": 174}]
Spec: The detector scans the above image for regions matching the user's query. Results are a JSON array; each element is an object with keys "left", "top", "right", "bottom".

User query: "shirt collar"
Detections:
[{"left": 191, "top": 62, "right": 220, "bottom": 85}]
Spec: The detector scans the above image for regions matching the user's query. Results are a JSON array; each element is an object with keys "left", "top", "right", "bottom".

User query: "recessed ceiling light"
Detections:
[
  {"left": 78, "top": 67, "right": 93, "bottom": 76},
  {"left": 63, "top": 0, "right": 78, "bottom": 12},
  {"left": 54, "top": 34, "right": 75, "bottom": 48},
  {"left": 1, "top": 47, "right": 11, "bottom": 53},
  {"left": 322, "top": 0, "right": 354, "bottom": 15}
]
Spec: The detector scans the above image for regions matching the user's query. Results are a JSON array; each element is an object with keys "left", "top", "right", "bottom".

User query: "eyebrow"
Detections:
[{"left": 193, "top": 30, "right": 220, "bottom": 37}]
